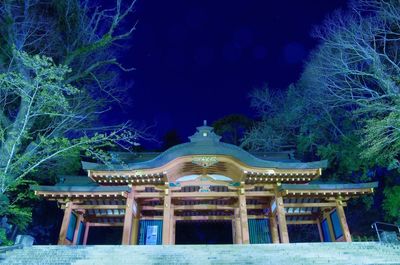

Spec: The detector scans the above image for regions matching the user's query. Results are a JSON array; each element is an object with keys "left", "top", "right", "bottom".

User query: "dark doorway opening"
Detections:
[
  {"left": 87, "top": 227, "right": 123, "bottom": 245},
  {"left": 288, "top": 224, "right": 320, "bottom": 243},
  {"left": 175, "top": 220, "right": 233, "bottom": 244}
]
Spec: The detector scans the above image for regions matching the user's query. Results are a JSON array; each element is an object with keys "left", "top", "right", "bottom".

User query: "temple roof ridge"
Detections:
[
  {"left": 82, "top": 122, "right": 328, "bottom": 171},
  {"left": 188, "top": 120, "right": 221, "bottom": 143}
]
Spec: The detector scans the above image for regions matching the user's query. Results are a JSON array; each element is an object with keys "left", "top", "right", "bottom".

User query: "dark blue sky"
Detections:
[{"left": 109, "top": 0, "right": 348, "bottom": 145}]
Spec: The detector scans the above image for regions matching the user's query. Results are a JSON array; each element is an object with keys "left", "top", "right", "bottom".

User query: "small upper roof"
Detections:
[{"left": 82, "top": 121, "right": 328, "bottom": 171}]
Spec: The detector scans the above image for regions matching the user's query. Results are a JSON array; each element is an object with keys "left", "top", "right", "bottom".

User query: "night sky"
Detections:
[{"left": 109, "top": 0, "right": 348, "bottom": 144}]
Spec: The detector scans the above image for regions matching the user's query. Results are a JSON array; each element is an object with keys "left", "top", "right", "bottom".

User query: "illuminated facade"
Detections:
[{"left": 32, "top": 122, "right": 377, "bottom": 245}]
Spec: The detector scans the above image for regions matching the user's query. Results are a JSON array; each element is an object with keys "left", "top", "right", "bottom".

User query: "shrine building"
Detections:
[{"left": 31, "top": 122, "right": 377, "bottom": 245}]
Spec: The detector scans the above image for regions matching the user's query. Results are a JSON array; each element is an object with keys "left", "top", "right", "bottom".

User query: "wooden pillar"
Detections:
[
  {"left": 83, "top": 222, "right": 90, "bottom": 245},
  {"left": 323, "top": 209, "right": 336, "bottom": 242},
  {"left": 316, "top": 219, "right": 324, "bottom": 242},
  {"left": 72, "top": 213, "right": 83, "bottom": 245},
  {"left": 269, "top": 214, "right": 279, "bottom": 243},
  {"left": 232, "top": 218, "right": 236, "bottom": 243},
  {"left": 122, "top": 190, "right": 135, "bottom": 245},
  {"left": 238, "top": 191, "right": 250, "bottom": 244},
  {"left": 58, "top": 201, "right": 73, "bottom": 245},
  {"left": 130, "top": 215, "right": 140, "bottom": 245},
  {"left": 275, "top": 193, "right": 289, "bottom": 243},
  {"left": 234, "top": 208, "right": 242, "bottom": 244},
  {"left": 171, "top": 215, "right": 176, "bottom": 245},
  {"left": 336, "top": 200, "right": 352, "bottom": 242},
  {"left": 162, "top": 189, "right": 172, "bottom": 245}
]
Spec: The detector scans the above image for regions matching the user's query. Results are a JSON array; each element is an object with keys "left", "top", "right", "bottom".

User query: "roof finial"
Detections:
[{"left": 203, "top": 120, "right": 207, "bottom": 126}]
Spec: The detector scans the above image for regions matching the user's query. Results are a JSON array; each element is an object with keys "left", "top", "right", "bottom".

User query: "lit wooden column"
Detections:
[
  {"left": 232, "top": 218, "right": 236, "bottom": 243},
  {"left": 72, "top": 212, "right": 84, "bottom": 245},
  {"left": 316, "top": 218, "right": 324, "bottom": 242},
  {"left": 83, "top": 222, "right": 90, "bottom": 245},
  {"left": 171, "top": 214, "right": 176, "bottom": 245},
  {"left": 122, "top": 190, "right": 135, "bottom": 245},
  {"left": 269, "top": 198, "right": 279, "bottom": 244},
  {"left": 269, "top": 213, "right": 279, "bottom": 243},
  {"left": 275, "top": 192, "right": 289, "bottom": 243},
  {"left": 336, "top": 200, "right": 352, "bottom": 242},
  {"left": 58, "top": 201, "right": 73, "bottom": 245},
  {"left": 323, "top": 209, "right": 336, "bottom": 241},
  {"left": 162, "top": 189, "right": 172, "bottom": 245},
  {"left": 234, "top": 208, "right": 242, "bottom": 244},
  {"left": 130, "top": 203, "right": 140, "bottom": 245},
  {"left": 238, "top": 189, "right": 250, "bottom": 244}
]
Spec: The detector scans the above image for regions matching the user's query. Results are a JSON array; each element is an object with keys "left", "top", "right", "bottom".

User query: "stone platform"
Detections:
[{"left": 1, "top": 242, "right": 400, "bottom": 265}]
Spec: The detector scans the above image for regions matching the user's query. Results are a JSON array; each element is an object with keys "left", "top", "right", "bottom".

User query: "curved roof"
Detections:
[{"left": 82, "top": 122, "right": 328, "bottom": 171}]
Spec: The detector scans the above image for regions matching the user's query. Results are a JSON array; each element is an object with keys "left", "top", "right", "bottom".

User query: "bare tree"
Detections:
[
  {"left": 303, "top": 0, "right": 400, "bottom": 165},
  {"left": 0, "top": 0, "right": 143, "bottom": 194},
  {"left": 241, "top": 120, "right": 285, "bottom": 152}
]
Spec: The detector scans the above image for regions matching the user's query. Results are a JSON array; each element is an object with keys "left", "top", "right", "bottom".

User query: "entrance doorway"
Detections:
[
  {"left": 86, "top": 227, "right": 123, "bottom": 245},
  {"left": 175, "top": 220, "right": 233, "bottom": 244}
]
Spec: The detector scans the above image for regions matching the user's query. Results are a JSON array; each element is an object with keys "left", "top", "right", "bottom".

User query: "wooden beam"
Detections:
[
  {"left": 135, "top": 192, "right": 163, "bottom": 198},
  {"left": 122, "top": 191, "right": 135, "bottom": 245},
  {"left": 239, "top": 193, "right": 250, "bottom": 244},
  {"left": 232, "top": 216, "right": 237, "bottom": 244},
  {"left": 286, "top": 220, "right": 318, "bottom": 225},
  {"left": 285, "top": 211, "right": 315, "bottom": 216},
  {"left": 89, "top": 222, "right": 124, "bottom": 227},
  {"left": 171, "top": 191, "right": 238, "bottom": 198},
  {"left": 245, "top": 184, "right": 275, "bottom": 190},
  {"left": 234, "top": 208, "right": 242, "bottom": 244},
  {"left": 284, "top": 189, "right": 373, "bottom": 196},
  {"left": 130, "top": 215, "right": 140, "bottom": 245},
  {"left": 171, "top": 216, "right": 176, "bottom": 245},
  {"left": 269, "top": 214, "right": 279, "bottom": 244},
  {"left": 141, "top": 216, "right": 163, "bottom": 220},
  {"left": 323, "top": 210, "right": 336, "bottom": 242},
  {"left": 141, "top": 204, "right": 265, "bottom": 211},
  {"left": 283, "top": 202, "right": 345, "bottom": 208},
  {"left": 70, "top": 205, "right": 126, "bottom": 210},
  {"left": 39, "top": 191, "right": 127, "bottom": 198},
  {"left": 84, "top": 214, "right": 124, "bottom": 218},
  {"left": 141, "top": 205, "right": 163, "bottom": 211},
  {"left": 275, "top": 194, "right": 289, "bottom": 243},
  {"left": 247, "top": 215, "right": 267, "bottom": 219},
  {"left": 58, "top": 201, "right": 73, "bottom": 245},
  {"left": 316, "top": 219, "right": 324, "bottom": 242},
  {"left": 336, "top": 200, "right": 352, "bottom": 242},
  {"left": 72, "top": 214, "right": 83, "bottom": 245},
  {"left": 246, "top": 205, "right": 267, "bottom": 210},
  {"left": 245, "top": 191, "right": 275, "bottom": 197},
  {"left": 175, "top": 205, "right": 234, "bottom": 211},
  {"left": 162, "top": 191, "right": 172, "bottom": 245},
  {"left": 175, "top": 216, "right": 232, "bottom": 221},
  {"left": 83, "top": 222, "right": 90, "bottom": 245}
]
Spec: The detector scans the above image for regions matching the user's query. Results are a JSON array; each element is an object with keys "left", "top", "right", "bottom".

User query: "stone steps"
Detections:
[{"left": 1, "top": 243, "right": 400, "bottom": 265}]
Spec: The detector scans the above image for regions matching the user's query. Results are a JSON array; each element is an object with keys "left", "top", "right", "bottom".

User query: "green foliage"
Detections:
[
  {"left": 0, "top": 47, "right": 136, "bottom": 236},
  {"left": 0, "top": 179, "right": 37, "bottom": 231},
  {"left": 361, "top": 112, "right": 400, "bottom": 167},
  {"left": 243, "top": 0, "right": 400, "bottom": 225},
  {"left": 383, "top": 186, "right": 400, "bottom": 223},
  {"left": 213, "top": 114, "right": 252, "bottom": 145},
  {"left": 0, "top": 0, "right": 138, "bottom": 242},
  {"left": 316, "top": 135, "right": 373, "bottom": 182},
  {"left": 0, "top": 228, "right": 13, "bottom": 246}
]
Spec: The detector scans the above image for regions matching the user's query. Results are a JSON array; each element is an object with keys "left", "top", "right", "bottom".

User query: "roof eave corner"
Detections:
[{"left": 320, "top": 159, "right": 329, "bottom": 169}]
